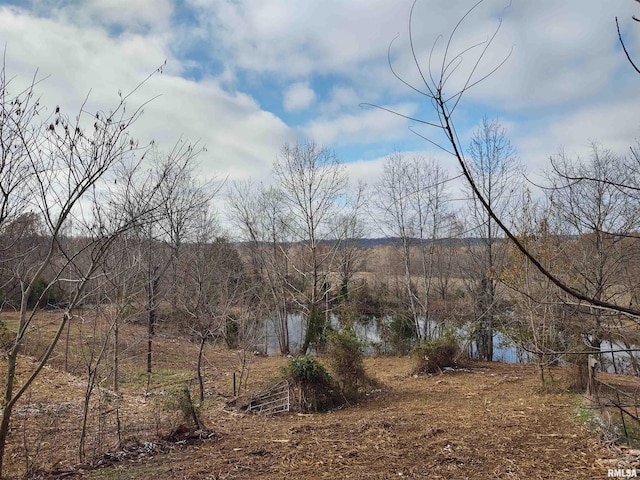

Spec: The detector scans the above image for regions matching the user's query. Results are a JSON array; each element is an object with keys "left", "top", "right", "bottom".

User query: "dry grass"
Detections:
[
  {"left": 0, "top": 309, "right": 633, "bottom": 479},
  {"left": 84, "top": 361, "right": 614, "bottom": 480}
]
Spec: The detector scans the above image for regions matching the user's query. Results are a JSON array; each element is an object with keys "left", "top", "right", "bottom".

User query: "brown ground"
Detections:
[
  {"left": 0, "top": 313, "right": 633, "bottom": 479},
  {"left": 86, "top": 360, "right": 613, "bottom": 480}
]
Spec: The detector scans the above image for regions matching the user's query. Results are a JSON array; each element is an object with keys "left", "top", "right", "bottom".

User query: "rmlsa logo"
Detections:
[{"left": 608, "top": 469, "right": 638, "bottom": 478}]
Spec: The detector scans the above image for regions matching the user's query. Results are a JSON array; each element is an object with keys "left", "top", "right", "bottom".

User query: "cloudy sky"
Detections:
[{"left": 0, "top": 0, "right": 639, "bottom": 191}]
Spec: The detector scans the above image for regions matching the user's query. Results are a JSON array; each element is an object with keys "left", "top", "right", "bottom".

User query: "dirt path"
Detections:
[{"left": 83, "top": 359, "right": 611, "bottom": 480}]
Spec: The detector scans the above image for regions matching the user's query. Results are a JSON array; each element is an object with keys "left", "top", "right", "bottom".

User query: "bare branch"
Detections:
[{"left": 616, "top": 17, "right": 640, "bottom": 75}]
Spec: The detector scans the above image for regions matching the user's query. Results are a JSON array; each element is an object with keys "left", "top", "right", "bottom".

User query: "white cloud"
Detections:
[
  {"left": 83, "top": 0, "right": 173, "bottom": 32},
  {"left": 283, "top": 82, "right": 316, "bottom": 111},
  {"left": 182, "top": 0, "right": 640, "bottom": 157},
  {"left": 515, "top": 95, "right": 640, "bottom": 171},
  {"left": 186, "top": 0, "right": 408, "bottom": 78},
  {"left": 303, "top": 103, "right": 418, "bottom": 146},
  {"left": 344, "top": 156, "right": 387, "bottom": 187},
  {"left": 323, "top": 86, "right": 360, "bottom": 113},
  {"left": 1, "top": 0, "right": 639, "bottom": 196},
  {"left": 130, "top": 75, "right": 293, "bottom": 181},
  {"left": 0, "top": 5, "right": 295, "bottom": 184}
]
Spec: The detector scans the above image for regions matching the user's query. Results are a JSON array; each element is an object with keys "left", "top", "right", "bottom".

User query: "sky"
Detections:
[{"left": 0, "top": 0, "right": 639, "bottom": 202}]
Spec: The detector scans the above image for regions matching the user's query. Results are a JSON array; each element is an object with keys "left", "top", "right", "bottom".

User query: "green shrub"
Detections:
[
  {"left": 283, "top": 355, "right": 332, "bottom": 384},
  {"left": 413, "top": 334, "right": 461, "bottom": 375},
  {"left": 281, "top": 356, "right": 340, "bottom": 412},
  {"left": 328, "top": 328, "right": 369, "bottom": 400},
  {"left": 28, "top": 278, "right": 66, "bottom": 309},
  {"left": 159, "top": 384, "right": 202, "bottom": 430}
]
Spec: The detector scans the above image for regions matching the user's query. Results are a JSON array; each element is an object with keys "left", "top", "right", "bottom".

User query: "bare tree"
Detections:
[
  {"left": 98, "top": 234, "right": 147, "bottom": 393},
  {"left": 0, "top": 63, "right": 174, "bottom": 475},
  {"left": 373, "top": 153, "right": 421, "bottom": 339},
  {"left": 373, "top": 153, "right": 454, "bottom": 341},
  {"left": 407, "top": 157, "right": 454, "bottom": 339},
  {"left": 500, "top": 190, "right": 571, "bottom": 387},
  {"left": 463, "top": 118, "right": 521, "bottom": 361},
  {"left": 127, "top": 147, "right": 214, "bottom": 379},
  {"left": 228, "top": 181, "right": 292, "bottom": 354},
  {"left": 331, "top": 182, "right": 367, "bottom": 312},
  {"left": 273, "top": 140, "right": 348, "bottom": 354},
  {"left": 366, "top": 0, "right": 640, "bottom": 328},
  {"left": 179, "top": 217, "right": 245, "bottom": 402},
  {"left": 546, "top": 145, "right": 640, "bottom": 363}
]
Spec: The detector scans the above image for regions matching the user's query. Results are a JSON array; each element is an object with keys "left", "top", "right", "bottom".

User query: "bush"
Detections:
[
  {"left": 225, "top": 316, "right": 239, "bottom": 349},
  {"left": 281, "top": 356, "right": 341, "bottom": 412},
  {"left": 378, "top": 314, "right": 418, "bottom": 355},
  {"left": 413, "top": 334, "right": 461, "bottom": 375},
  {"left": 327, "top": 328, "right": 370, "bottom": 400},
  {"left": 159, "top": 384, "right": 203, "bottom": 431},
  {"left": 283, "top": 355, "right": 332, "bottom": 384}
]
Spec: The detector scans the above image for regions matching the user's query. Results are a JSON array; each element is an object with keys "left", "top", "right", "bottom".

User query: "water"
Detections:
[
  {"left": 600, "top": 341, "right": 640, "bottom": 374},
  {"left": 258, "top": 314, "right": 529, "bottom": 363},
  {"left": 256, "top": 315, "right": 639, "bottom": 374}
]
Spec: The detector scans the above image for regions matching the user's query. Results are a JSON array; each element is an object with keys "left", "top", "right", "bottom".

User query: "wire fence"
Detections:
[{"left": 588, "top": 354, "right": 640, "bottom": 446}]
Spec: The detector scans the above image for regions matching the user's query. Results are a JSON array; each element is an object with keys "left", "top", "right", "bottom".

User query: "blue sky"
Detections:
[{"left": 0, "top": 0, "right": 639, "bottom": 191}]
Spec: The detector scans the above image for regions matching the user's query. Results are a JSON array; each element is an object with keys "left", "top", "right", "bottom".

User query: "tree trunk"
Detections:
[
  {"left": 280, "top": 305, "right": 290, "bottom": 355},
  {"left": 64, "top": 320, "right": 71, "bottom": 372},
  {"left": 197, "top": 335, "right": 206, "bottom": 403},
  {"left": 0, "top": 348, "right": 19, "bottom": 477},
  {"left": 147, "top": 269, "right": 159, "bottom": 375},
  {"left": 79, "top": 369, "right": 95, "bottom": 463},
  {"left": 402, "top": 237, "right": 420, "bottom": 342},
  {"left": 113, "top": 317, "right": 119, "bottom": 393}
]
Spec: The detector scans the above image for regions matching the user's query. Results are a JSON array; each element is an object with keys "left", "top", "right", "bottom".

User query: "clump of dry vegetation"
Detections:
[
  {"left": 412, "top": 333, "right": 462, "bottom": 375},
  {"left": 327, "top": 328, "right": 379, "bottom": 401}
]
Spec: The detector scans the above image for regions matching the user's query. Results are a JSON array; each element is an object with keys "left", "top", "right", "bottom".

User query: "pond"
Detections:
[
  {"left": 600, "top": 340, "right": 640, "bottom": 375},
  {"left": 257, "top": 314, "right": 530, "bottom": 363},
  {"left": 256, "top": 315, "right": 640, "bottom": 373}
]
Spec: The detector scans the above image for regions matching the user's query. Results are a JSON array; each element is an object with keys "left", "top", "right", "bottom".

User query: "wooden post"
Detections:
[{"left": 587, "top": 354, "right": 598, "bottom": 397}]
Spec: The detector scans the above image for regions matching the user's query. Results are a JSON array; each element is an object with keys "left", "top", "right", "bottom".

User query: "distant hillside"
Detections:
[
  {"left": 350, "top": 237, "right": 489, "bottom": 248},
  {"left": 233, "top": 237, "right": 497, "bottom": 249}
]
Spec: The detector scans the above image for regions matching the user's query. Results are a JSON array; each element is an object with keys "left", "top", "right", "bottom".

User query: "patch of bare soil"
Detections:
[{"left": 77, "top": 360, "right": 614, "bottom": 480}]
